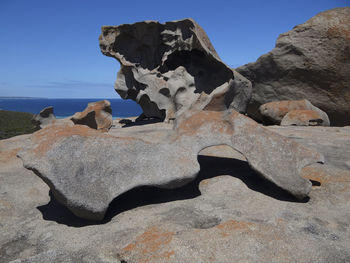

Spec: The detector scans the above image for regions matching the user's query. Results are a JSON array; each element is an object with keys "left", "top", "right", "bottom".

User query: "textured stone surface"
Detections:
[
  {"left": 259, "top": 99, "right": 330, "bottom": 126},
  {"left": 71, "top": 100, "right": 112, "bottom": 131},
  {"left": 281, "top": 110, "right": 325, "bottom": 126},
  {"left": 269, "top": 125, "right": 350, "bottom": 171},
  {"left": 1, "top": 125, "right": 350, "bottom": 262},
  {"left": 237, "top": 7, "right": 350, "bottom": 126},
  {"left": 31, "top": 107, "right": 56, "bottom": 129},
  {"left": 18, "top": 110, "right": 322, "bottom": 220},
  {"left": 99, "top": 19, "right": 252, "bottom": 121}
]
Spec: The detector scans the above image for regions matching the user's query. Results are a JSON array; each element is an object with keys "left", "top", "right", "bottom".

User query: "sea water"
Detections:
[{"left": 0, "top": 98, "right": 142, "bottom": 119}]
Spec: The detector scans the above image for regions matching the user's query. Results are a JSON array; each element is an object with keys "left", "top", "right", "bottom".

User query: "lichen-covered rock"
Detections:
[
  {"left": 281, "top": 110, "right": 326, "bottom": 126},
  {"left": 71, "top": 100, "right": 112, "bottom": 131},
  {"left": 32, "top": 106, "right": 56, "bottom": 129},
  {"left": 18, "top": 110, "right": 323, "bottom": 220},
  {"left": 259, "top": 99, "right": 330, "bottom": 126},
  {"left": 237, "top": 7, "right": 350, "bottom": 126},
  {"left": 99, "top": 19, "right": 252, "bottom": 121}
]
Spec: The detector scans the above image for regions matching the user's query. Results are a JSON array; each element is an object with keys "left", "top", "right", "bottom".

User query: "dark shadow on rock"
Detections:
[
  {"left": 121, "top": 118, "right": 163, "bottom": 127},
  {"left": 37, "top": 155, "right": 308, "bottom": 227}
]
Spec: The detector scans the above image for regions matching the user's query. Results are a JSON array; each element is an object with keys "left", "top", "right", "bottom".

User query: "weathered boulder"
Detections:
[
  {"left": 236, "top": 7, "right": 350, "bottom": 126},
  {"left": 71, "top": 100, "right": 112, "bottom": 131},
  {"left": 99, "top": 19, "right": 252, "bottom": 121},
  {"left": 32, "top": 106, "right": 56, "bottom": 129},
  {"left": 18, "top": 110, "right": 323, "bottom": 220},
  {"left": 281, "top": 110, "right": 325, "bottom": 126},
  {"left": 259, "top": 99, "right": 330, "bottom": 126}
]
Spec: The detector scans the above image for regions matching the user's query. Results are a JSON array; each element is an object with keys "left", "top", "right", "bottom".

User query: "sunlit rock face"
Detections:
[
  {"left": 71, "top": 100, "right": 112, "bottom": 131},
  {"left": 99, "top": 19, "right": 252, "bottom": 121},
  {"left": 237, "top": 7, "right": 350, "bottom": 126},
  {"left": 18, "top": 110, "right": 323, "bottom": 221}
]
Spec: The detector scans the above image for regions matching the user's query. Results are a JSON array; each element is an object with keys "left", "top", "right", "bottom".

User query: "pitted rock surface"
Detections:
[
  {"left": 237, "top": 7, "right": 350, "bottom": 126},
  {"left": 18, "top": 110, "right": 322, "bottom": 220},
  {"left": 99, "top": 19, "right": 252, "bottom": 120},
  {"left": 31, "top": 106, "right": 56, "bottom": 129},
  {"left": 71, "top": 100, "right": 112, "bottom": 131},
  {"left": 259, "top": 99, "right": 330, "bottom": 126}
]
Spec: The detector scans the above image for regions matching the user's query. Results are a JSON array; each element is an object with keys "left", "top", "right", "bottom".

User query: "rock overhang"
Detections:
[{"left": 99, "top": 18, "right": 252, "bottom": 120}]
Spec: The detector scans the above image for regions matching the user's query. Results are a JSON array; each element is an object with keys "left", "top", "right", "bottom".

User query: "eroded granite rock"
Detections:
[
  {"left": 2, "top": 122, "right": 350, "bottom": 262},
  {"left": 237, "top": 7, "right": 350, "bottom": 126},
  {"left": 281, "top": 110, "right": 325, "bottom": 126},
  {"left": 259, "top": 99, "right": 330, "bottom": 126},
  {"left": 18, "top": 110, "right": 323, "bottom": 220},
  {"left": 31, "top": 107, "right": 56, "bottom": 129},
  {"left": 71, "top": 100, "right": 112, "bottom": 131},
  {"left": 99, "top": 19, "right": 252, "bottom": 121}
]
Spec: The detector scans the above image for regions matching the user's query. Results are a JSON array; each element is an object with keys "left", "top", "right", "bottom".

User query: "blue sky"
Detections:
[{"left": 0, "top": 0, "right": 348, "bottom": 98}]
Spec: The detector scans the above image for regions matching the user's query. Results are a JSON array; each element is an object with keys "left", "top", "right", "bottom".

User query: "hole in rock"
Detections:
[
  {"left": 160, "top": 49, "right": 233, "bottom": 95},
  {"left": 37, "top": 150, "right": 308, "bottom": 227},
  {"left": 310, "top": 179, "right": 321, "bottom": 186}
]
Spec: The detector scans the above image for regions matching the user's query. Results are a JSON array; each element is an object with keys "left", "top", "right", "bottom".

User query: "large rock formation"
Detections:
[
  {"left": 236, "top": 7, "right": 350, "bottom": 126},
  {"left": 99, "top": 19, "right": 252, "bottom": 121},
  {"left": 18, "top": 110, "right": 323, "bottom": 220},
  {"left": 2, "top": 120, "right": 350, "bottom": 262}
]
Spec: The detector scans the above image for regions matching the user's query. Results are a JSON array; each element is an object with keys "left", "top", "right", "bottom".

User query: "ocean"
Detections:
[{"left": 0, "top": 98, "right": 142, "bottom": 119}]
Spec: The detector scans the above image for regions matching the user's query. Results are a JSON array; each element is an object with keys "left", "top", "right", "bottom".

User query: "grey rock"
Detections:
[
  {"left": 18, "top": 110, "right": 322, "bottom": 220},
  {"left": 1, "top": 123, "right": 350, "bottom": 262},
  {"left": 31, "top": 107, "right": 56, "bottom": 129},
  {"left": 237, "top": 7, "right": 350, "bottom": 126},
  {"left": 268, "top": 125, "right": 350, "bottom": 170},
  {"left": 99, "top": 19, "right": 252, "bottom": 121},
  {"left": 259, "top": 99, "right": 330, "bottom": 126},
  {"left": 281, "top": 110, "right": 326, "bottom": 126}
]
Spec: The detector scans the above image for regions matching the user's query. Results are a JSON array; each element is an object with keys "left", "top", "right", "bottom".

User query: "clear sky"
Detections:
[{"left": 0, "top": 0, "right": 348, "bottom": 98}]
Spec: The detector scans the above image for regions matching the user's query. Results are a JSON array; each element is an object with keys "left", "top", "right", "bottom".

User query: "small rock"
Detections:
[
  {"left": 31, "top": 106, "right": 56, "bottom": 129},
  {"left": 259, "top": 99, "right": 329, "bottom": 126},
  {"left": 281, "top": 110, "right": 327, "bottom": 126},
  {"left": 71, "top": 100, "right": 112, "bottom": 131}
]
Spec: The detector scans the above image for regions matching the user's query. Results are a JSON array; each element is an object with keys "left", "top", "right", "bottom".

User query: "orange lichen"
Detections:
[
  {"left": 176, "top": 111, "right": 234, "bottom": 137},
  {"left": 122, "top": 226, "right": 175, "bottom": 262},
  {"left": 0, "top": 148, "right": 20, "bottom": 164},
  {"left": 301, "top": 166, "right": 330, "bottom": 185},
  {"left": 263, "top": 100, "right": 309, "bottom": 115},
  {"left": 285, "top": 110, "right": 321, "bottom": 121},
  {"left": 301, "top": 166, "right": 350, "bottom": 187},
  {"left": 30, "top": 124, "right": 142, "bottom": 157},
  {"left": 31, "top": 125, "right": 106, "bottom": 157},
  {"left": 215, "top": 220, "right": 253, "bottom": 237}
]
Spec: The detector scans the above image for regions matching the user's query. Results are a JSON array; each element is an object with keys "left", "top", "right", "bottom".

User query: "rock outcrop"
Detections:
[
  {"left": 32, "top": 106, "right": 56, "bottom": 129},
  {"left": 281, "top": 110, "right": 324, "bottom": 126},
  {"left": 236, "top": 7, "right": 350, "bottom": 126},
  {"left": 99, "top": 19, "right": 252, "bottom": 121},
  {"left": 259, "top": 99, "right": 330, "bottom": 126},
  {"left": 71, "top": 100, "right": 112, "bottom": 131},
  {"left": 2, "top": 119, "right": 350, "bottom": 262},
  {"left": 18, "top": 110, "right": 323, "bottom": 220}
]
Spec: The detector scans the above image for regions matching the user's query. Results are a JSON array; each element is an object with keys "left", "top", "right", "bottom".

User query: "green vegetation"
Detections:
[{"left": 0, "top": 110, "right": 37, "bottom": 140}]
